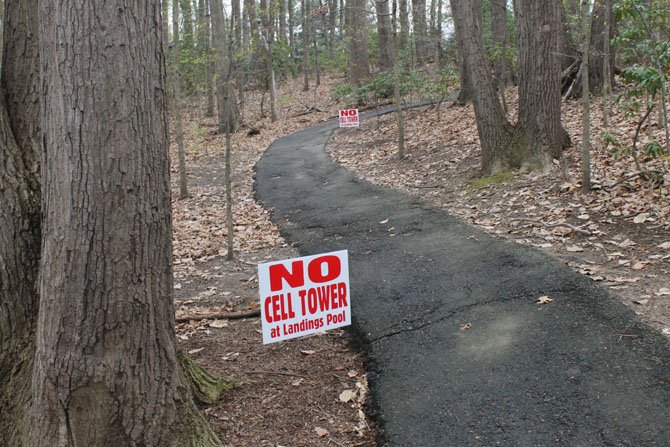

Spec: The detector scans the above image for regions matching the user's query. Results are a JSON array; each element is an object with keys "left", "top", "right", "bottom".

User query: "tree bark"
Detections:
[
  {"left": 0, "top": 1, "right": 41, "bottom": 442},
  {"left": 346, "top": 0, "right": 371, "bottom": 88},
  {"left": 376, "top": 0, "right": 395, "bottom": 72},
  {"left": 33, "top": 1, "right": 220, "bottom": 445},
  {"left": 450, "top": 0, "right": 514, "bottom": 174},
  {"left": 491, "top": 0, "right": 509, "bottom": 87},
  {"left": 587, "top": 0, "right": 615, "bottom": 95},
  {"left": 412, "top": 0, "right": 429, "bottom": 63},
  {"left": 398, "top": 0, "right": 409, "bottom": 50},
  {"left": 302, "top": 0, "right": 310, "bottom": 91},
  {"left": 198, "top": 0, "right": 216, "bottom": 116},
  {"left": 453, "top": 9, "right": 473, "bottom": 105},
  {"left": 212, "top": 0, "right": 241, "bottom": 132},
  {"left": 513, "top": 0, "right": 571, "bottom": 169},
  {"left": 173, "top": 0, "right": 190, "bottom": 199},
  {"left": 0, "top": 90, "right": 40, "bottom": 447}
]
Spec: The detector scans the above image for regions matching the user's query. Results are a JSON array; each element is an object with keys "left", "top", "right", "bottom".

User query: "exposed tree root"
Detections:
[{"left": 178, "top": 351, "right": 242, "bottom": 405}]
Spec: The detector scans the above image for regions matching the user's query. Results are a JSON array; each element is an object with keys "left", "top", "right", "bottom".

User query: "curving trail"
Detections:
[{"left": 255, "top": 109, "right": 670, "bottom": 446}]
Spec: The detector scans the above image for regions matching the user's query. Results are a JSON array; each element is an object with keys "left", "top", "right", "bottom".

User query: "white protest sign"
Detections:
[
  {"left": 339, "top": 109, "right": 359, "bottom": 128},
  {"left": 258, "top": 250, "right": 350, "bottom": 344}
]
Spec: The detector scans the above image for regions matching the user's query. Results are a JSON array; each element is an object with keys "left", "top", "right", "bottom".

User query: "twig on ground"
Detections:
[{"left": 176, "top": 308, "right": 260, "bottom": 323}]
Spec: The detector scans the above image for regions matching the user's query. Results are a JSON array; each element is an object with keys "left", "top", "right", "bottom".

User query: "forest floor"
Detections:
[{"left": 169, "top": 75, "right": 669, "bottom": 446}]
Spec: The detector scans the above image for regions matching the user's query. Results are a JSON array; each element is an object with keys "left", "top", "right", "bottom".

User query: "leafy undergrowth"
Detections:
[
  {"left": 169, "top": 75, "right": 376, "bottom": 446},
  {"left": 328, "top": 88, "right": 670, "bottom": 338}
]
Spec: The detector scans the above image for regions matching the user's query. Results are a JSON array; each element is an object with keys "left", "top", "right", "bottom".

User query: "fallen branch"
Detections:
[
  {"left": 176, "top": 308, "right": 260, "bottom": 323},
  {"left": 604, "top": 171, "right": 657, "bottom": 190}
]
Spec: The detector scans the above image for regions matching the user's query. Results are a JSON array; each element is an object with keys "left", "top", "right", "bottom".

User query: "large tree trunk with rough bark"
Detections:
[
  {"left": 514, "top": 0, "right": 571, "bottom": 168},
  {"left": 450, "top": 0, "right": 514, "bottom": 174},
  {"left": 0, "top": 92, "right": 40, "bottom": 447},
  {"left": 0, "top": 0, "right": 41, "bottom": 443},
  {"left": 30, "top": 1, "right": 221, "bottom": 445},
  {"left": 376, "top": 0, "right": 395, "bottom": 72}
]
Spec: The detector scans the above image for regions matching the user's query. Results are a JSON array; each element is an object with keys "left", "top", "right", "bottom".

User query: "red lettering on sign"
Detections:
[
  {"left": 269, "top": 255, "right": 342, "bottom": 292},
  {"left": 307, "top": 255, "right": 341, "bottom": 283},
  {"left": 269, "top": 260, "right": 304, "bottom": 292},
  {"left": 263, "top": 292, "right": 296, "bottom": 323}
]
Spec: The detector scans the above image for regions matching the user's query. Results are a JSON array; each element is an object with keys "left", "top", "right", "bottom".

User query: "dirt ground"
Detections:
[{"left": 327, "top": 90, "right": 670, "bottom": 338}]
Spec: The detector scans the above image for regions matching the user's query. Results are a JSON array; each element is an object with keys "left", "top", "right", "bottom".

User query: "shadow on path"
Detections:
[{"left": 255, "top": 110, "right": 670, "bottom": 446}]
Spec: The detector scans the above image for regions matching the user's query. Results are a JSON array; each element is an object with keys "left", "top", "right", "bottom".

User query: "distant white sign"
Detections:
[
  {"left": 339, "top": 109, "right": 359, "bottom": 128},
  {"left": 258, "top": 250, "right": 351, "bottom": 344}
]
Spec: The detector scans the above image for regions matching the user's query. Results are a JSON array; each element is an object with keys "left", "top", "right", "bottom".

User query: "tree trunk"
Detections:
[
  {"left": 450, "top": 0, "right": 514, "bottom": 174},
  {"left": 179, "top": 0, "right": 197, "bottom": 94},
  {"left": 453, "top": 11, "right": 473, "bottom": 105},
  {"left": 581, "top": 0, "right": 592, "bottom": 191},
  {"left": 302, "top": 0, "right": 310, "bottom": 91},
  {"left": 0, "top": 1, "right": 41, "bottom": 441},
  {"left": 376, "top": 0, "right": 395, "bottom": 72},
  {"left": 245, "top": 0, "right": 262, "bottom": 76},
  {"left": 33, "top": 1, "right": 220, "bottom": 445},
  {"left": 514, "top": 0, "right": 570, "bottom": 170},
  {"left": 173, "top": 0, "right": 190, "bottom": 199},
  {"left": 328, "top": 0, "right": 337, "bottom": 56},
  {"left": 491, "top": 0, "right": 509, "bottom": 89},
  {"left": 398, "top": 0, "right": 409, "bottom": 50},
  {"left": 346, "top": 0, "right": 371, "bottom": 89},
  {"left": 198, "top": 0, "right": 216, "bottom": 116},
  {"left": 412, "top": 0, "right": 429, "bottom": 63},
  {"left": 587, "top": 0, "right": 615, "bottom": 95},
  {"left": 602, "top": 0, "right": 612, "bottom": 127},
  {"left": 212, "top": 0, "right": 241, "bottom": 132}
]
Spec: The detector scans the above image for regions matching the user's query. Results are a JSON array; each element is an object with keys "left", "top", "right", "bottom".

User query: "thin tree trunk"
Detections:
[
  {"left": 180, "top": 0, "right": 196, "bottom": 93},
  {"left": 602, "top": 0, "right": 611, "bottom": 128},
  {"left": 398, "top": 0, "right": 409, "bottom": 50},
  {"left": 392, "top": 17, "right": 405, "bottom": 158},
  {"left": 200, "top": 0, "right": 216, "bottom": 116},
  {"left": 376, "top": 0, "right": 395, "bottom": 72},
  {"left": 173, "top": 0, "right": 189, "bottom": 199},
  {"left": 581, "top": 0, "right": 592, "bottom": 191},
  {"left": 412, "top": 0, "right": 429, "bottom": 63},
  {"left": 212, "top": 0, "right": 241, "bottom": 132},
  {"left": 33, "top": 1, "right": 220, "bottom": 444},
  {"left": 491, "top": 0, "right": 508, "bottom": 111},
  {"left": 279, "top": 0, "right": 287, "bottom": 40},
  {"left": 302, "top": 0, "right": 310, "bottom": 91},
  {"left": 329, "top": 0, "right": 337, "bottom": 56},
  {"left": 454, "top": 15, "right": 473, "bottom": 104}
]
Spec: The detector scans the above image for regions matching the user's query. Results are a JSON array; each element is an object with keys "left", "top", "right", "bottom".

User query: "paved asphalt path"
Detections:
[{"left": 254, "top": 109, "right": 670, "bottom": 446}]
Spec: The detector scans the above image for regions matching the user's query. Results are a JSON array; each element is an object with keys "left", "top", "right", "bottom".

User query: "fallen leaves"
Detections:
[{"left": 536, "top": 296, "right": 554, "bottom": 305}]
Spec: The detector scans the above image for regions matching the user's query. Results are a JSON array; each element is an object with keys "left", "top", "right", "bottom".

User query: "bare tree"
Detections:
[{"left": 412, "top": 0, "right": 429, "bottom": 63}]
